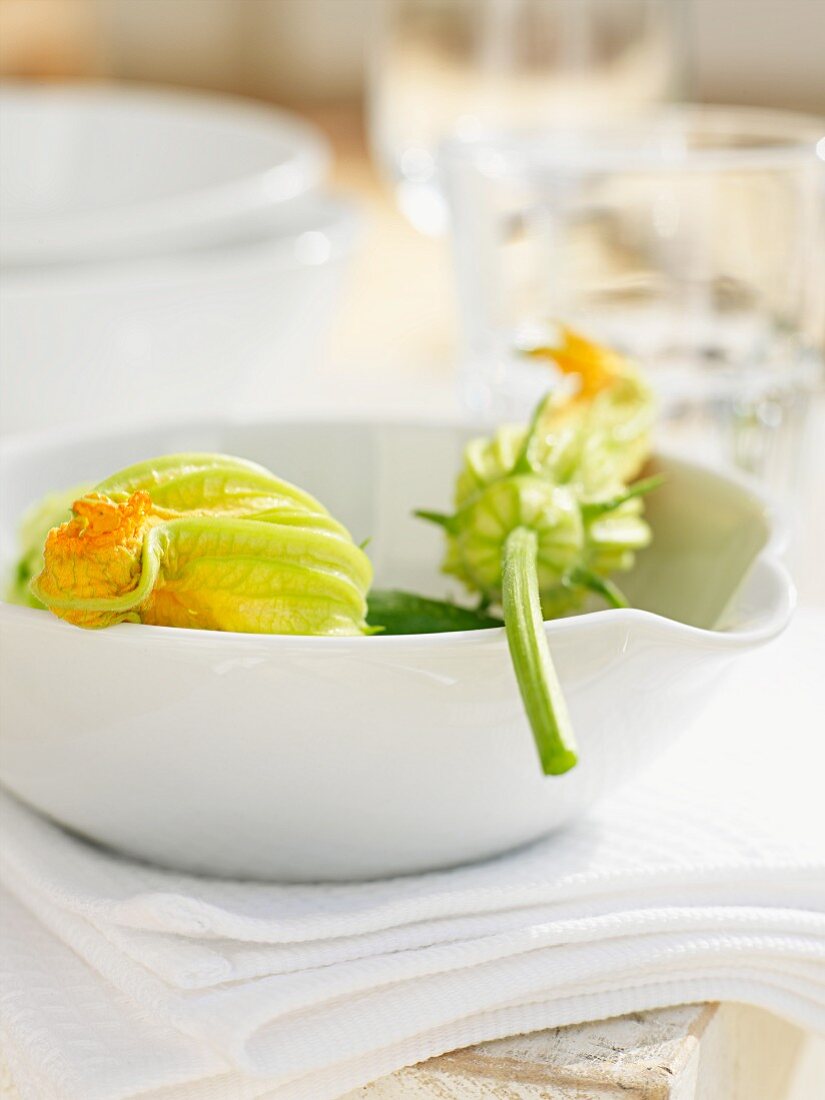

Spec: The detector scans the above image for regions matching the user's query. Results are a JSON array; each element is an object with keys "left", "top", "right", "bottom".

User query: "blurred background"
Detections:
[
  {"left": 3, "top": 0, "right": 822, "bottom": 389},
  {"left": 1, "top": 0, "right": 823, "bottom": 593},
  {"left": 1, "top": 0, "right": 822, "bottom": 392},
  {"left": 2, "top": 0, "right": 824, "bottom": 113}
]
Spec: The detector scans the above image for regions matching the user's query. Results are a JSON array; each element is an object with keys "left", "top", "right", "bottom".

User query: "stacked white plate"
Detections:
[{"left": 0, "top": 84, "right": 359, "bottom": 435}]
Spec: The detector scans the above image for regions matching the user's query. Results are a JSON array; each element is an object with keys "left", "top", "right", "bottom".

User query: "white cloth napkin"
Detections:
[{"left": 2, "top": 610, "right": 824, "bottom": 1100}]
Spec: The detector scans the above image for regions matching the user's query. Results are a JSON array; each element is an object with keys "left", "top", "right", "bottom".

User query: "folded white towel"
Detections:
[{"left": 1, "top": 610, "right": 823, "bottom": 1100}]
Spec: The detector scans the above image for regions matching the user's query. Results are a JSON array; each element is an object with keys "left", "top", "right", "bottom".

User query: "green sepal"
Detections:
[
  {"left": 509, "top": 393, "right": 556, "bottom": 476},
  {"left": 414, "top": 509, "right": 460, "bottom": 535},
  {"left": 580, "top": 474, "right": 664, "bottom": 519},
  {"left": 566, "top": 566, "right": 629, "bottom": 609}
]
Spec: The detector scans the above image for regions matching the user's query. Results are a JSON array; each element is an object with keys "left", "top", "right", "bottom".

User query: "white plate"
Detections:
[
  {"left": 0, "top": 419, "right": 794, "bottom": 880},
  {"left": 0, "top": 84, "right": 329, "bottom": 265}
]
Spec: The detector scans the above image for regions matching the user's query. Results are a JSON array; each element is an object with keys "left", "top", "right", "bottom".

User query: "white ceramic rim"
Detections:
[
  {"left": 0, "top": 82, "right": 330, "bottom": 265},
  {"left": 442, "top": 104, "right": 825, "bottom": 176},
  {"left": 0, "top": 195, "right": 361, "bottom": 285},
  {"left": 0, "top": 414, "right": 796, "bottom": 651}
]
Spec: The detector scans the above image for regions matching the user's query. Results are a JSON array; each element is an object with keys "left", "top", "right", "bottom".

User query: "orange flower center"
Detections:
[
  {"left": 526, "top": 325, "right": 628, "bottom": 400},
  {"left": 65, "top": 491, "right": 154, "bottom": 545},
  {"left": 36, "top": 492, "right": 159, "bottom": 626}
]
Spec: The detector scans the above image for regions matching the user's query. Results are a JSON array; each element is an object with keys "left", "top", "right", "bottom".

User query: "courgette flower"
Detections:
[
  {"left": 31, "top": 454, "right": 372, "bottom": 636},
  {"left": 418, "top": 327, "right": 660, "bottom": 775}
]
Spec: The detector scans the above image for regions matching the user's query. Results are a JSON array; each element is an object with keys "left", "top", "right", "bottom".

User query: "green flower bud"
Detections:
[{"left": 444, "top": 476, "right": 584, "bottom": 599}]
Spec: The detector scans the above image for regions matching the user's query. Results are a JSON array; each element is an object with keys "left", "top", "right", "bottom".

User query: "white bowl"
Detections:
[
  {"left": 0, "top": 197, "right": 359, "bottom": 436},
  {"left": 0, "top": 419, "right": 794, "bottom": 880},
  {"left": 0, "top": 84, "right": 328, "bottom": 266}
]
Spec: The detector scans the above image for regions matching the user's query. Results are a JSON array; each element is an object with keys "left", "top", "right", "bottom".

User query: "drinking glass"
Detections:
[
  {"left": 369, "top": 0, "right": 684, "bottom": 234},
  {"left": 443, "top": 106, "right": 825, "bottom": 494}
]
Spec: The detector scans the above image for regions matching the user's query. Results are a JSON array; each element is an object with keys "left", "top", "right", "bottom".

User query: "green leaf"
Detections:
[{"left": 366, "top": 589, "right": 503, "bottom": 635}]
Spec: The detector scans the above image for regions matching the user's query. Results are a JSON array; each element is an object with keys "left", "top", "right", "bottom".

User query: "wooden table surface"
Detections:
[
  {"left": 352, "top": 1004, "right": 821, "bottom": 1100},
  {"left": 4, "top": 1003, "right": 820, "bottom": 1100}
]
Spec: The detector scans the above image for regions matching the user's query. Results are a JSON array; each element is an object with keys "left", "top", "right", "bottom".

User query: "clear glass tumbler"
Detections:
[
  {"left": 444, "top": 106, "right": 825, "bottom": 494},
  {"left": 369, "top": 0, "right": 684, "bottom": 234}
]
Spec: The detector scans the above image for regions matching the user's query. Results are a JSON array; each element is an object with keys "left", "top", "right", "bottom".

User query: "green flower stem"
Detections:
[{"left": 502, "top": 526, "right": 578, "bottom": 775}]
